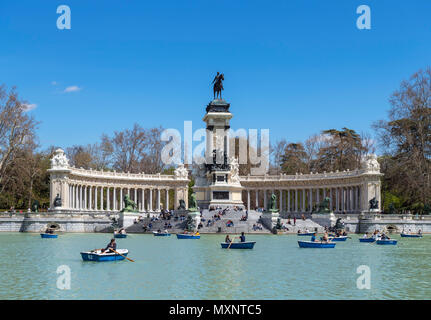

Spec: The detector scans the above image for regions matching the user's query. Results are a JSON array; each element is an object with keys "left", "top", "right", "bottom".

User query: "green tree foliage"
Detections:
[{"left": 374, "top": 68, "right": 431, "bottom": 211}]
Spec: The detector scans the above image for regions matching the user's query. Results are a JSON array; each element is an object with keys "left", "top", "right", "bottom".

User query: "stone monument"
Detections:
[
  {"left": 261, "top": 193, "right": 280, "bottom": 233},
  {"left": 186, "top": 193, "right": 201, "bottom": 232},
  {"left": 119, "top": 194, "right": 140, "bottom": 229},
  {"left": 193, "top": 73, "right": 244, "bottom": 209}
]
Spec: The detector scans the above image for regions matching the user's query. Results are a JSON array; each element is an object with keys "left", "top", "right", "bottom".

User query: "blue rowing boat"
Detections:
[
  {"left": 114, "top": 233, "right": 127, "bottom": 238},
  {"left": 176, "top": 234, "right": 200, "bottom": 239},
  {"left": 330, "top": 236, "right": 348, "bottom": 242},
  {"left": 153, "top": 231, "right": 171, "bottom": 237},
  {"left": 359, "top": 237, "right": 375, "bottom": 243},
  {"left": 297, "top": 232, "right": 315, "bottom": 236},
  {"left": 40, "top": 233, "right": 58, "bottom": 238},
  {"left": 376, "top": 239, "right": 397, "bottom": 245},
  {"left": 80, "top": 249, "right": 129, "bottom": 262},
  {"left": 298, "top": 240, "right": 336, "bottom": 248},
  {"left": 220, "top": 241, "right": 256, "bottom": 249},
  {"left": 400, "top": 233, "right": 422, "bottom": 238}
]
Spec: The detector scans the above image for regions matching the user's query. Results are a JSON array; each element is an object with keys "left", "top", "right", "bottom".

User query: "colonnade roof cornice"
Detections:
[
  {"left": 239, "top": 169, "right": 382, "bottom": 182},
  {"left": 62, "top": 166, "right": 189, "bottom": 182}
]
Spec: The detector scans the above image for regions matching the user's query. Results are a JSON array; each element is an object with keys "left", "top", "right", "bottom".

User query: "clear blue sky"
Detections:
[{"left": 1, "top": 0, "right": 430, "bottom": 151}]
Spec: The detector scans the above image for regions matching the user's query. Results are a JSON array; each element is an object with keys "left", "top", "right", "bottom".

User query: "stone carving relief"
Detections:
[
  {"left": 230, "top": 157, "right": 240, "bottom": 184},
  {"left": 174, "top": 163, "right": 189, "bottom": 179},
  {"left": 361, "top": 154, "right": 380, "bottom": 173},
  {"left": 50, "top": 148, "right": 69, "bottom": 169}
]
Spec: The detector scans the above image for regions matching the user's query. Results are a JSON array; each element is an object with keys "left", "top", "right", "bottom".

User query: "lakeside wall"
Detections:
[
  {"left": 1, "top": 211, "right": 430, "bottom": 233},
  {"left": 0, "top": 213, "right": 113, "bottom": 233}
]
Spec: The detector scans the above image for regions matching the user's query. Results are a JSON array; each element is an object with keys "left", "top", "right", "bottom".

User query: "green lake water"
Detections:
[{"left": 0, "top": 233, "right": 429, "bottom": 299}]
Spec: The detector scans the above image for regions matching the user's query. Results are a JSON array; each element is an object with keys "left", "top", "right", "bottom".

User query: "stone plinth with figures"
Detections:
[{"left": 193, "top": 97, "right": 244, "bottom": 209}]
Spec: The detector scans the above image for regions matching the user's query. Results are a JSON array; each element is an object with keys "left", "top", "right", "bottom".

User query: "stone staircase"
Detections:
[
  {"left": 276, "top": 218, "right": 325, "bottom": 233},
  {"left": 198, "top": 209, "right": 270, "bottom": 234}
]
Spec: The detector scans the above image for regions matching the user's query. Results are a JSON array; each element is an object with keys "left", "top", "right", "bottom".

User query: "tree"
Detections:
[
  {"left": 374, "top": 68, "right": 431, "bottom": 209},
  {"left": 280, "top": 143, "right": 308, "bottom": 174},
  {"left": 316, "top": 127, "right": 366, "bottom": 172},
  {"left": 0, "top": 85, "right": 38, "bottom": 193}
]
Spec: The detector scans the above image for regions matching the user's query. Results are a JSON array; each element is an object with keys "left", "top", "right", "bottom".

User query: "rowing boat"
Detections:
[
  {"left": 220, "top": 241, "right": 255, "bottom": 249},
  {"left": 176, "top": 234, "right": 200, "bottom": 239},
  {"left": 359, "top": 237, "right": 375, "bottom": 243},
  {"left": 297, "top": 232, "right": 314, "bottom": 236},
  {"left": 40, "top": 233, "right": 58, "bottom": 239},
  {"left": 80, "top": 249, "right": 129, "bottom": 262},
  {"left": 330, "top": 236, "right": 348, "bottom": 242},
  {"left": 376, "top": 239, "right": 397, "bottom": 245},
  {"left": 114, "top": 233, "right": 127, "bottom": 238},
  {"left": 400, "top": 233, "right": 422, "bottom": 238},
  {"left": 153, "top": 231, "right": 171, "bottom": 237},
  {"left": 298, "top": 240, "right": 336, "bottom": 248}
]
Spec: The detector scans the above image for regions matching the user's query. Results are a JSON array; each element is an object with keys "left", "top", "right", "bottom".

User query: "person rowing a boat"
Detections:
[
  {"left": 239, "top": 232, "right": 246, "bottom": 242},
  {"left": 101, "top": 238, "right": 117, "bottom": 254},
  {"left": 225, "top": 235, "right": 232, "bottom": 243},
  {"left": 310, "top": 232, "right": 319, "bottom": 242},
  {"left": 322, "top": 231, "right": 330, "bottom": 243}
]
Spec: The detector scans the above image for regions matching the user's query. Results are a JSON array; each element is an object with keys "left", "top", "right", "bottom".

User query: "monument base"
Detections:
[
  {"left": 311, "top": 212, "right": 337, "bottom": 228},
  {"left": 119, "top": 211, "right": 140, "bottom": 229},
  {"left": 260, "top": 210, "right": 280, "bottom": 231}
]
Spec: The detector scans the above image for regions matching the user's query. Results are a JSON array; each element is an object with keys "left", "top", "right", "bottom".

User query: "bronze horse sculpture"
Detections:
[{"left": 212, "top": 72, "right": 224, "bottom": 99}]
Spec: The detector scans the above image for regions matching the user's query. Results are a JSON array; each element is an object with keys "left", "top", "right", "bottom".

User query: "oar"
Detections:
[
  {"left": 227, "top": 237, "right": 237, "bottom": 249},
  {"left": 112, "top": 249, "right": 134, "bottom": 262}
]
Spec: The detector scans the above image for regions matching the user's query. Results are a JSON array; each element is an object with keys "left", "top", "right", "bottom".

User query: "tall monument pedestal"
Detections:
[
  {"left": 119, "top": 211, "right": 140, "bottom": 229},
  {"left": 193, "top": 99, "right": 245, "bottom": 210}
]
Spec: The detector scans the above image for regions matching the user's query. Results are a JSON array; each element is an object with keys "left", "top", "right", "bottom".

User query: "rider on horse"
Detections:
[{"left": 212, "top": 72, "right": 224, "bottom": 99}]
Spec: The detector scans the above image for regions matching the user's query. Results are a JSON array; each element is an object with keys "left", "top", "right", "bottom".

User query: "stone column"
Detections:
[
  {"left": 302, "top": 189, "right": 305, "bottom": 213},
  {"left": 329, "top": 188, "right": 333, "bottom": 211},
  {"left": 100, "top": 186, "right": 104, "bottom": 211},
  {"left": 157, "top": 189, "right": 161, "bottom": 211},
  {"left": 149, "top": 189, "right": 153, "bottom": 212},
  {"left": 342, "top": 188, "right": 346, "bottom": 212},
  {"left": 279, "top": 190, "right": 283, "bottom": 212},
  {"left": 134, "top": 188, "right": 137, "bottom": 205},
  {"left": 174, "top": 188, "right": 178, "bottom": 210},
  {"left": 255, "top": 189, "right": 259, "bottom": 209},
  {"left": 309, "top": 188, "right": 313, "bottom": 213},
  {"left": 263, "top": 190, "right": 267, "bottom": 210},
  {"left": 78, "top": 185, "right": 82, "bottom": 210},
  {"left": 247, "top": 190, "right": 250, "bottom": 211},
  {"left": 166, "top": 189, "right": 169, "bottom": 211},
  {"left": 316, "top": 188, "right": 320, "bottom": 205},
  {"left": 94, "top": 186, "right": 98, "bottom": 210},
  {"left": 294, "top": 189, "right": 298, "bottom": 212},
  {"left": 287, "top": 190, "right": 290, "bottom": 212},
  {"left": 113, "top": 188, "right": 116, "bottom": 211},
  {"left": 323, "top": 188, "right": 326, "bottom": 199},
  {"left": 89, "top": 186, "right": 93, "bottom": 210},
  {"left": 106, "top": 187, "right": 110, "bottom": 211},
  {"left": 184, "top": 188, "right": 188, "bottom": 209}
]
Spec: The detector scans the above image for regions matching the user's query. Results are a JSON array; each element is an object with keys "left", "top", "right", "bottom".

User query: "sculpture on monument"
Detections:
[
  {"left": 50, "top": 148, "right": 69, "bottom": 169},
  {"left": 178, "top": 199, "right": 186, "bottom": 210},
  {"left": 121, "top": 194, "right": 138, "bottom": 212},
  {"left": 369, "top": 197, "right": 379, "bottom": 210},
  {"left": 268, "top": 193, "right": 278, "bottom": 212},
  {"left": 230, "top": 157, "right": 240, "bottom": 184},
  {"left": 316, "top": 197, "right": 331, "bottom": 214},
  {"left": 53, "top": 194, "right": 62, "bottom": 207},
  {"left": 174, "top": 163, "right": 189, "bottom": 179},
  {"left": 188, "top": 192, "right": 198, "bottom": 212},
  {"left": 31, "top": 200, "right": 40, "bottom": 212},
  {"left": 334, "top": 218, "right": 345, "bottom": 230},
  {"left": 212, "top": 72, "right": 225, "bottom": 99}
]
